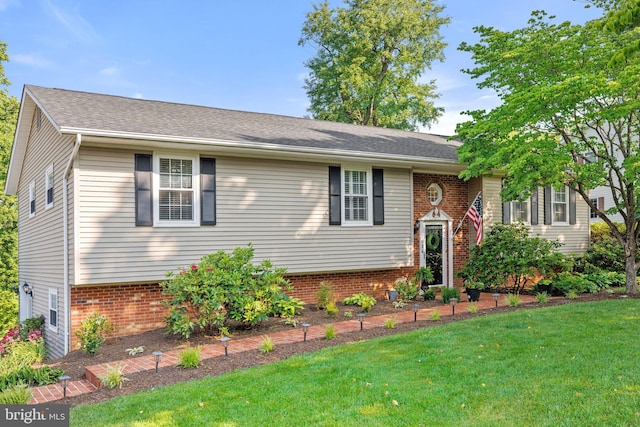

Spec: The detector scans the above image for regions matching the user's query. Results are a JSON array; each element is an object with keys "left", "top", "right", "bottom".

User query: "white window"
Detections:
[
  {"left": 343, "top": 168, "right": 372, "bottom": 225},
  {"left": 427, "top": 183, "right": 442, "bottom": 206},
  {"left": 154, "top": 155, "right": 199, "bottom": 225},
  {"left": 45, "top": 164, "right": 54, "bottom": 209},
  {"left": 552, "top": 187, "right": 569, "bottom": 224},
  {"left": 29, "top": 181, "right": 36, "bottom": 217},
  {"left": 48, "top": 289, "right": 58, "bottom": 332},
  {"left": 511, "top": 200, "right": 529, "bottom": 223},
  {"left": 590, "top": 198, "right": 598, "bottom": 219}
]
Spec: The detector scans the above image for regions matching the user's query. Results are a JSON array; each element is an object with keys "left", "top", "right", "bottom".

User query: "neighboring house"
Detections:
[{"left": 5, "top": 86, "right": 590, "bottom": 358}]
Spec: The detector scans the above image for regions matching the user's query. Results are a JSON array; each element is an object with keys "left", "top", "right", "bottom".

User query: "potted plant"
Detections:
[
  {"left": 386, "top": 288, "right": 398, "bottom": 301},
  {"left": 534, "top": 279, "right": 553, "bottom": 295},
  {"left": 415, "top": 266, "right": 434, "bottom": 291},
  {"left": 464, "top": 280, "right": 484, "bottom": 302}
]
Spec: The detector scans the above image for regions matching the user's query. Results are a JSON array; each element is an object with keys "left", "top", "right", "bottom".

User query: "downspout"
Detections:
[{"left": 63, "top": 133, "right": 81, "bottom": 355}]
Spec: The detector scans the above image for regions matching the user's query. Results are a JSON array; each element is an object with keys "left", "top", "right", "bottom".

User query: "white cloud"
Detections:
[
  {"left": 12, "top": 53, "right": 54, "bottom": 68},
  {"left": 42, "top": 0, "right": 100, "bottom": 44},
  {"left": 427, "top": 109, "right": 471, "bottom": 136}
]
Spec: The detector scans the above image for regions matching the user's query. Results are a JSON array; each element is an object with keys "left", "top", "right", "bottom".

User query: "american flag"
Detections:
[{"left": 466, "top": 192, "right": 483, "bottom": 245}]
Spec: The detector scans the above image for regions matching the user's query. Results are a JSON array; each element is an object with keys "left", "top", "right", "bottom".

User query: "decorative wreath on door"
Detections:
[{"left": 426, "top": 233, "right": 441, "bottom": 251}]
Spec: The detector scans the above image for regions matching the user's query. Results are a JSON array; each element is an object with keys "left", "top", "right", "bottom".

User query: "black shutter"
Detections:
[
  {"left": 328, "top": 166, "right": 341, "bottom": 225},
  {"left": 569, "top": 187, "right": 576, "bottom": 225},
  {"left": 543, "top": 186, "right": 552, "bottom": 225},
  {"left": 530, "top": 187, "right": 539, "bottom": 225},
  {"left": 372, "top": 168, "right": 384, "bottom": 225},
  {"left": 502, "top": 201, "right": 511, "bottom": 224},
  {"left": 201, "top": 158, "right": 216, "bottom": 225},
  {"left": 135, "top": 154, "right": 153, "bottom": 226}
]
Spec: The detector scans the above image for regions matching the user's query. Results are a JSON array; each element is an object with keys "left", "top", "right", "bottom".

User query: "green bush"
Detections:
[
  {"left": 177, "top": 346, "right": 202, "bottom": 368},
  {"left": 394, "top": 277, "right": 419, "bottom": 301},
  {"left": 441, "top": 287, "right": 460, "bottom": 304},
  {"left": 0, "top": 289, "right": 17, "bottom": 338},
  {"left": 0, "top": 365, "right": 64, "bottom": 392},
  {"left": 0, "top": 384, "right": 31, "bottom": 404},
  {"left": 457, "top": 223, "right": 566, "bottom": 293},
  {"left": 552, "top": 272, "right": 596, "bottom": 295},
  {"left": 75, "top": 313, "right": 114, "bottom": 355},
  {"left": 581, "top": 235, "right": 626, "bottom": 273},
  {"left": 316, "top": 282, "right": 335, "bottom": 310},
  {"left": 161, "top": 245, "right": 299, "bottom": 338},
  {"left": 423, "top": 289, "right": 436, "bottom": 300},
  {"left": 343, "top": 293, "right": 377, "bottom": 312}
]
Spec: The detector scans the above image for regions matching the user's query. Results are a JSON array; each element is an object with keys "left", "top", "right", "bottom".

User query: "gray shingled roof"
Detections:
[{"left": 27, "top": 85, "right": 460, "bottom": 162}]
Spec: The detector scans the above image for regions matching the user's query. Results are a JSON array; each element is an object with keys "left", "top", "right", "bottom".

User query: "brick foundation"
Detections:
[{"left": 70, "top": 283, "right": 167, "bottom": 350}]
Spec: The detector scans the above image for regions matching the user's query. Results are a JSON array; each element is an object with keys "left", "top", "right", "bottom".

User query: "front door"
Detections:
[{"left": 424, "top": 225, "right": 444, "bottom": 285}]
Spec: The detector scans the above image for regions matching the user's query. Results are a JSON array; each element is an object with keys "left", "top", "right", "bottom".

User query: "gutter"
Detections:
[{"left": 62, "top": 133, "right": 81, "bottom": 355}]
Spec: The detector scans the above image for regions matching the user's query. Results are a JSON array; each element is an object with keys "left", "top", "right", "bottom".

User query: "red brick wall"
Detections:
[
  {"left": 70, "top": 283, "right": 167, "bottom": 349},
  {"left": 413, "top": 173, "right": 470, "bottom": 288}
]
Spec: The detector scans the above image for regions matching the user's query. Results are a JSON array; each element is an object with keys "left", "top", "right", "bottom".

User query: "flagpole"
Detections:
[{"left": 453, "top": 191, "right": 482, "bottom": 236}]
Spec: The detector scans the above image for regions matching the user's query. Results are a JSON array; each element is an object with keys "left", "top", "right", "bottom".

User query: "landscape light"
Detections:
[{"left": 301, "top": 323, "right": 311, "bottom": 342}]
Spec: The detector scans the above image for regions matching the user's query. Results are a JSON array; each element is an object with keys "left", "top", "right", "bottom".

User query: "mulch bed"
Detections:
[{"left": 44, "top": 291, "right": 623, "bottom": 407}]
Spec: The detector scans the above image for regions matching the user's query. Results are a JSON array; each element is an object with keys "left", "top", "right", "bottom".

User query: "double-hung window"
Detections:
[
  {"left": 45, "top": 165, "right": 54, "bottom": 208},
  {"left": 48, "top": 289, "right": 58, "bottom": 332},
  {"left": 343, "top": 168, "right": 371, "bottom": 224},
  {"left": 552, "top": 187, "right": 569, "bottom": 224},
  {"left": 155, "top": 156, "right": 198, "bottom": 225},
  {"left": 511, "top": 200, "right": 529, "bottom": 223}
]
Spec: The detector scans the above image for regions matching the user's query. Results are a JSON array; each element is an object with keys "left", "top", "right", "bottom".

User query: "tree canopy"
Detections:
[
  {"left": 298, "top": 0, "right": 449, "bottom": 131},
  {"left": 455, "top": 8, "right": 640, "bottom": 293},
  {"left": 0, "top": 41, "right": 18, "bottom": 293}
]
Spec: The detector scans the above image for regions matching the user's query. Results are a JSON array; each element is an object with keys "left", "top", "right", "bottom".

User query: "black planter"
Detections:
[
  {"left": 465, "top": 288, "right": 481, "bottom": 302},
  {"left": 537, "top": 284, "right": 553, "bottom": 295}
]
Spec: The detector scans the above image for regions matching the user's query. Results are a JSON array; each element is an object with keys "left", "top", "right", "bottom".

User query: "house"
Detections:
[{"left": 5, "top": 86, "right": 590, "bottom": 358}]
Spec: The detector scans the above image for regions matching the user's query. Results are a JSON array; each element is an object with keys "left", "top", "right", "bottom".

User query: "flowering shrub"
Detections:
[
  {"left": 161, "top": 245, "right": 304, "bottom": 338},
  {"left": 0, "top": 316, "right": 45, "bottom": 358}
]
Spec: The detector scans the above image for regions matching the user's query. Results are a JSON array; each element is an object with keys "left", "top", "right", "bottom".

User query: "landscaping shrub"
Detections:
[
  {"left": 161, "top": 245, "right": 303, "bottom": 338},
  {"left": 259, "top": 336, "right": 274, "bottom": 353},
  {"left": 0, "top": 366, "right": 64, "bottom": 392},
  {"left": 458, "top": 223, "right": 567, "bottom": 293},
  {"left": 342, "top": 293, "right": 376, "bottom": 312},
  {"left": 0, "top": 289, "right": 17, "bottom": 338},
  {"left": 100, "top": 364, "right": 129, "bottom": 389},
  {"left": 75, "top": 313, "right": 114, "bottom": 355},
  {"left": 316, "top": 282, "right": 335, "bottom": 310},
  {"left": 441, "top": 287, "right": 459, "bottom": 304},
  {"left": 177, "top": 346, "right": 202, "bottom": 368},
  {"left": 394, "top": 277, "right": 419, "bottom": 301},
  {"left": 0, "top": 384, "right": 31, "bottom": 404},
  {"left": 552, "top": 272, "right": 596, "bottom": 295}
]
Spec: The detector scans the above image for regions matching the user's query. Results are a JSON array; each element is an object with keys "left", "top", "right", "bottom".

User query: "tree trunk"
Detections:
[{"left": 624, "top": 237, "right": 638, "bottom": 294}]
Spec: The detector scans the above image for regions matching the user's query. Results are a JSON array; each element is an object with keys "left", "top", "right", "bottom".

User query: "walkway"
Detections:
[{"left": 29, "top": 294, "right": 538, "bottom": 404}]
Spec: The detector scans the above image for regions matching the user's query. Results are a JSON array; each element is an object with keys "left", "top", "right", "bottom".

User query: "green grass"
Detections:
[{"left": 71, "top": 300, "right": 640, "bottom": 426}]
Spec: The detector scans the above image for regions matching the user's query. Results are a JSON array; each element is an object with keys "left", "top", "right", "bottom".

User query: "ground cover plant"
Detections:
[{"left": 71, "top": 299, "right": 640, "bottom": 426}]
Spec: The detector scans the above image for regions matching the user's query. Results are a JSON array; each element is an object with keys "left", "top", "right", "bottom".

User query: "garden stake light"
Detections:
[
  {"left": 59, "top": 375, "right": 71, "bottom": 398},
  {"left": 220, "top": 336, "right": 231, "bottom": 356},
  {"left": 413, "top": 304, "right": 419, "bottom": 322},
  {"left": 357, "top": 313, "right": 366, "bottom": 331},
  {"left": 450, "top": 298, "right": 458, "bottom": 316},
  {"left": 152, "top": 351, "right": 163, "bottom": 373},
  {"left": 493, "top": 293, "right": 500, "bottom": 308},
  {"left": 301, "top": 323, "right": 311, "bottom": 342}
]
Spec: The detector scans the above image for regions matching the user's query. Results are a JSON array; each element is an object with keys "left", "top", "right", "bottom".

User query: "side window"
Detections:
[
  {"left": 153, "top": 155, "right": 199, "bottom": 226},
  {"left": 49, "top": 289, "right": 58, "bottom": 332},
  {"left": 552, "top": 187, "right": 568, "bottom": 224},
  {"left": 29, "top": 181, "right": 36, "bottom": 217},
  {"left": 45, "top": 164, "right": 54, "bottom": 208}
]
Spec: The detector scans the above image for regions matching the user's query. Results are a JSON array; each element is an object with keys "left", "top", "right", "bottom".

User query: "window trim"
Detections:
[
  {"left": 152, "top": 153, "right": 200, "bottom": 227},
  {"left": 45, "top": 164, "right": 54, "bottom": 209},
  {"left": 48, "top": 288, "right": 58, "bottom": 333},
  {"left": 341, "top": 166, "right": 373, "bottom": 226},
  {"left": 551, "top": 187, "right": 569, "bottom": 225},
  {"left": 29, "top": 181, "right": 36, "bottom": 218}
]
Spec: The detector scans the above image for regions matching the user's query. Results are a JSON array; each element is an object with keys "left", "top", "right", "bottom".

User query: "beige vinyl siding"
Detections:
[
  {"left": 482, "top": 177, "right": 589, "bottom": 255},
  {"left": 16, "top": 111, "right": 73, "bottom": 358},
  {"left": 76, "top": 147, "right": 413, "bottom": 284}
]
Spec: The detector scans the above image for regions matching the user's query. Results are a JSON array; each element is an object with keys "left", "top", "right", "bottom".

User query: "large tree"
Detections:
[
  {"left": 298, "top": 0, "right": 449, "bottom": 131},
  {"left": 455, "top": 8, "right": 640, "bottom": 293},
  {"left": 0, "top": 41, "right": 19, "bottom": 292}
]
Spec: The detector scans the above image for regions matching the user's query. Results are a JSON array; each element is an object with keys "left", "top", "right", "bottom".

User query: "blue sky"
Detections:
[{"left": 0, "top": 0, "right": 602, "bottom": 135}]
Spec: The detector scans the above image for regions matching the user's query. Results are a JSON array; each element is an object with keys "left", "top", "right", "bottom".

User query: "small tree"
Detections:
[
  {"left": 458, "top": 223, "right": 566, "bottom": 294},
  {"left": 161, "top": 245, "right": 302, "bottom": 338}
]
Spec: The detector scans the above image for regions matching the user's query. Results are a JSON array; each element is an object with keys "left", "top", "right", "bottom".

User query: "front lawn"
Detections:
[{"left": 71, "top": 299, "right": 640, "bottom": 426}]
